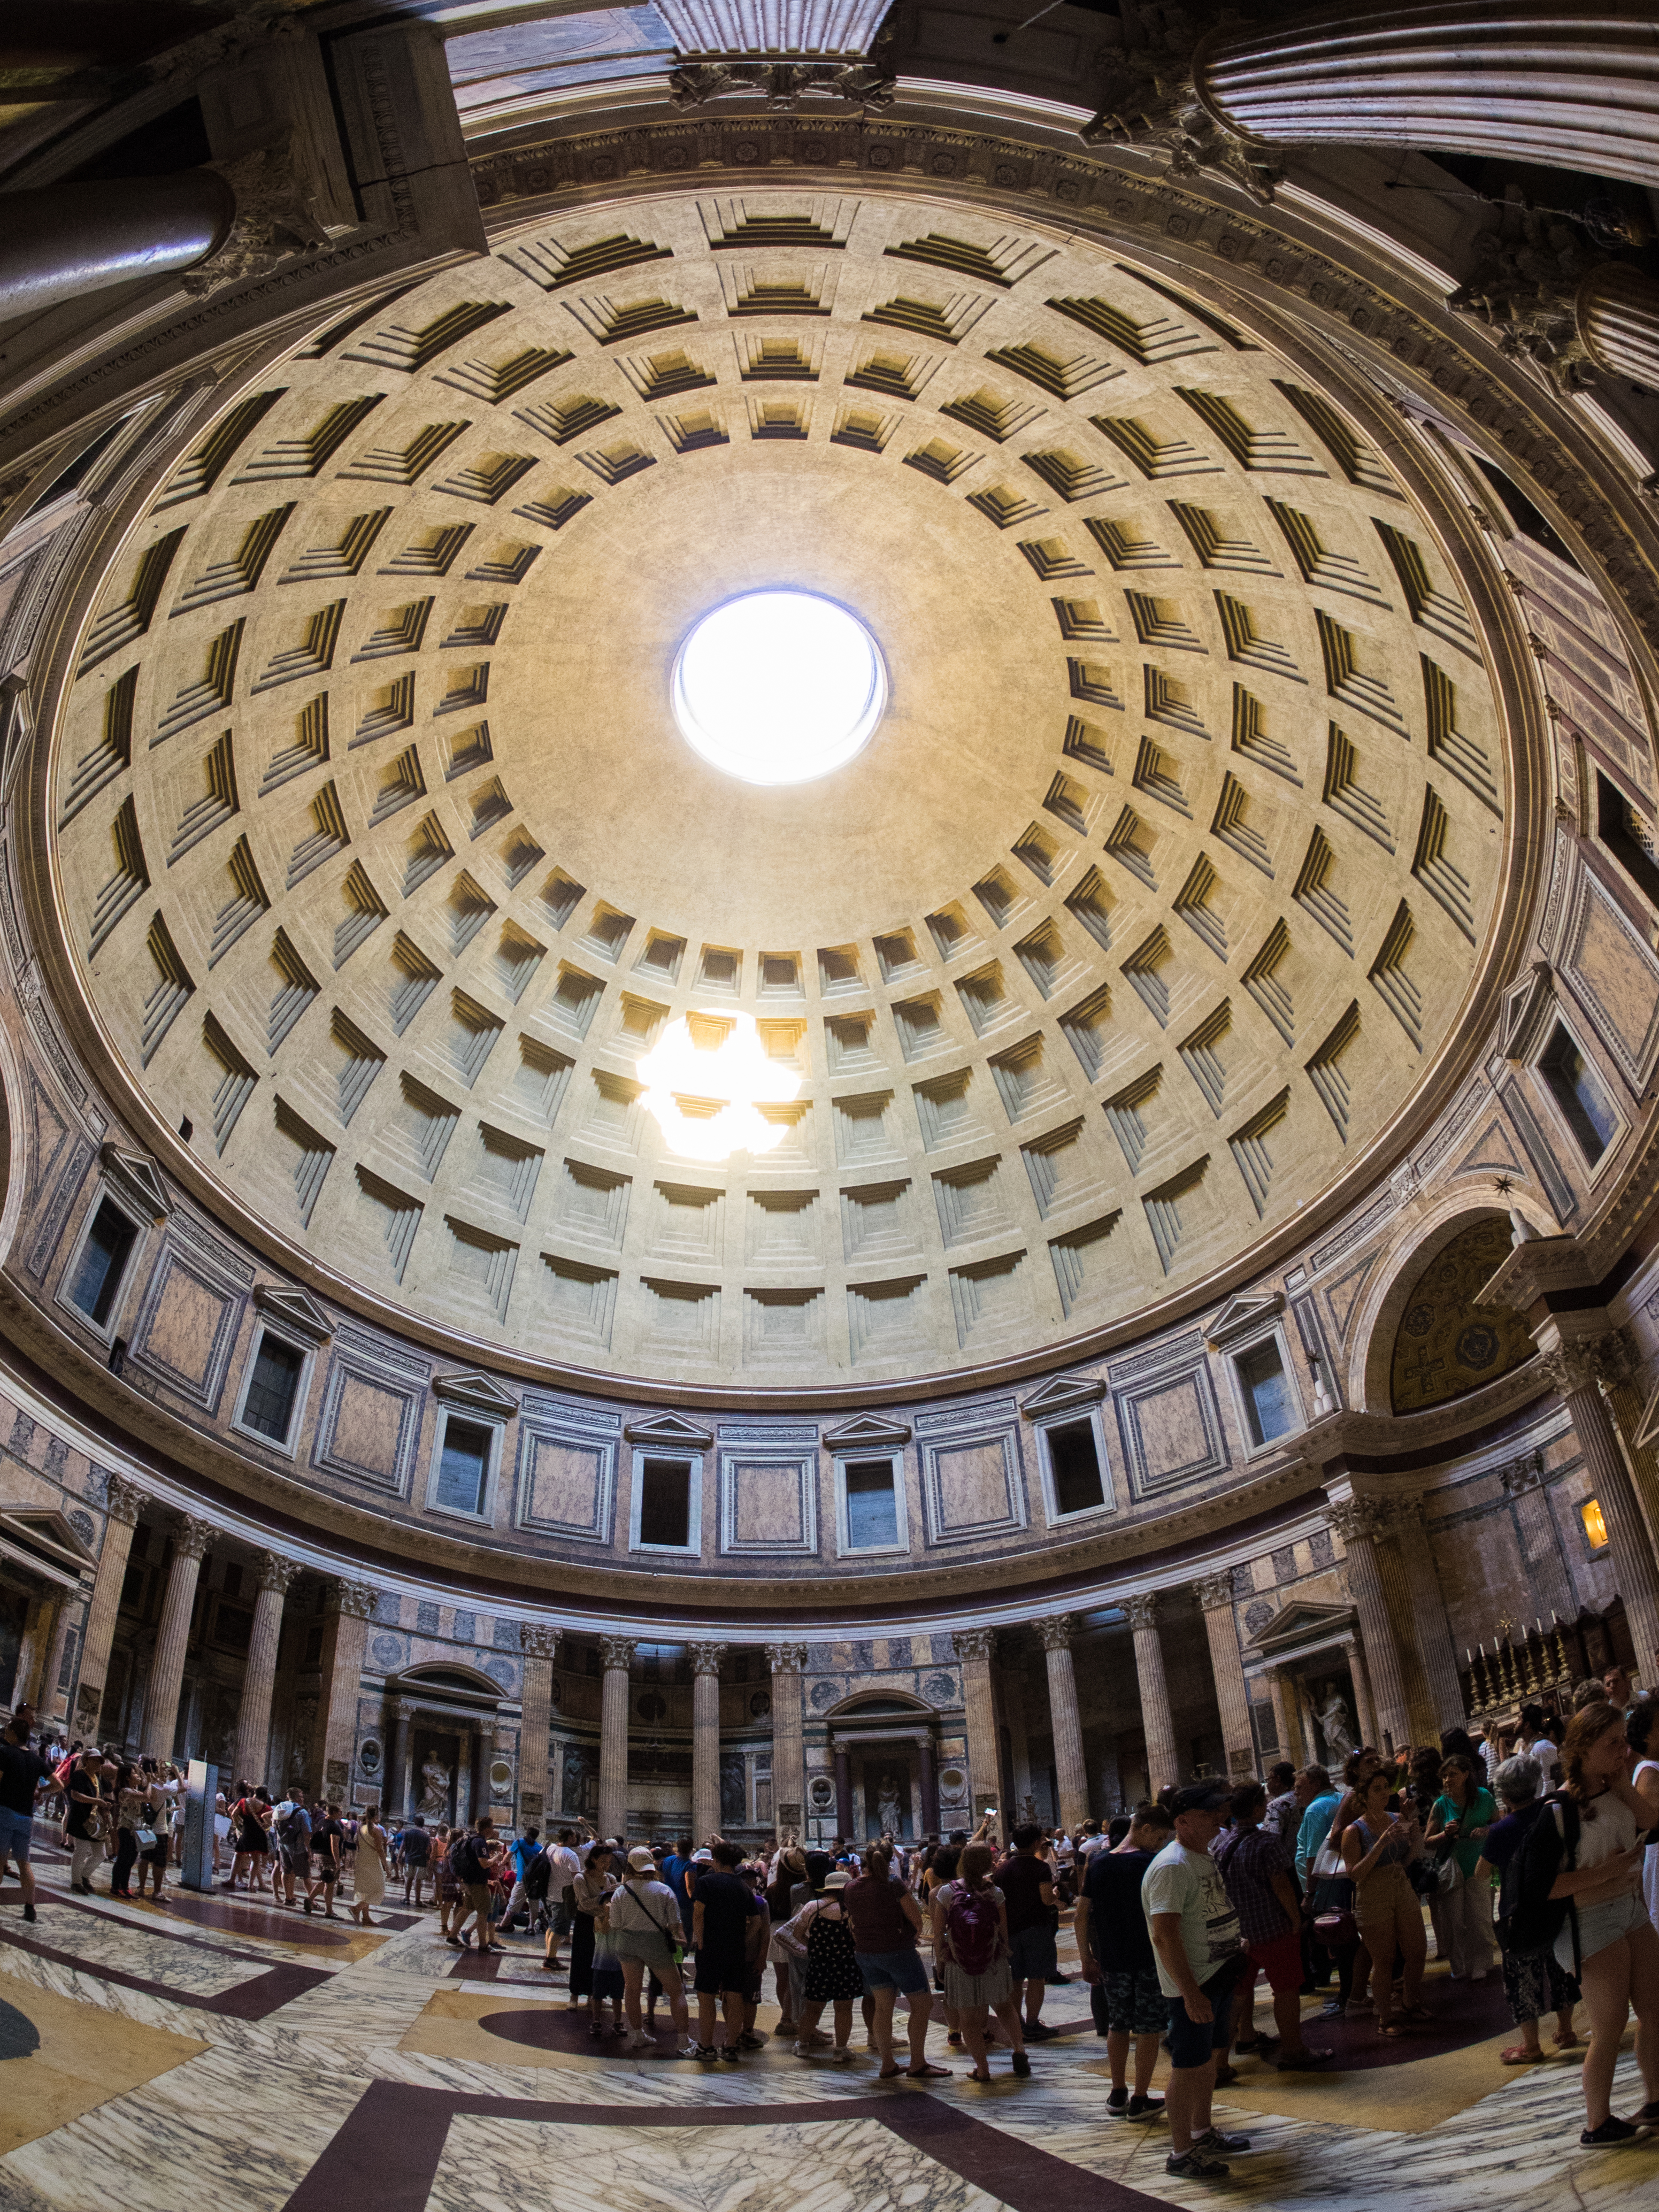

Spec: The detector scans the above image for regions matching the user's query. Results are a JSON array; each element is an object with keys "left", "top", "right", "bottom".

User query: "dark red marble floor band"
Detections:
[
  {"left": 0, "top": 1919, "right": 331, "bottom": 2018},
  {"left": 283, "top": 2077, "right": 1174, "bottom": 2212}
]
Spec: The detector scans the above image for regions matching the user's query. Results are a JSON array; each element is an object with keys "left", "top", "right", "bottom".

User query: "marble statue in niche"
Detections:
[
  {"left": 563, "top": 1742, "right": 597, "bottom": 1818},
  {"left": 412, "top": 1730, "right": 460, "bottom": 1821},
  {"left": 874, "top": 1768, "right": 906, "bottom": 1838},
  {"left": 417, "top": 1756, "right": 454, "bottom": 1817},
  {"left": 1317, "top": 1684, "right": 1356, "bottom": 1763},
  {"left": 719, "top": 1751, "right": 747, "bottom": 1826}
]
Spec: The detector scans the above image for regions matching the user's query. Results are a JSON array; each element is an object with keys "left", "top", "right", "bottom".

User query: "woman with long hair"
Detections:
[
  {"left": 1423, "top": 1754, "right": 1498, "bottom": 1980},
  {"left": 1341, "top": 1768, "right": 1428, "bottom": 2034},
  {"left": 1548, "top": 1701, "right": 1659, "bottom": 2145},
  {"left": 350, "top": 1803, "right": 388, "bottom": 1927},
  {"left": 930, "top": 1841, "right": 1030, "bottom": 2083}
]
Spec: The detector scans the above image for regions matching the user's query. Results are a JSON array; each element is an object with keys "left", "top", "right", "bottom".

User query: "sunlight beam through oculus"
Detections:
[
  {"left": 638, "top": 1011, "right": 804, "bottom": 1162},
  {"left": 671, "top": 589, "right": 886, "bottom": 785}
]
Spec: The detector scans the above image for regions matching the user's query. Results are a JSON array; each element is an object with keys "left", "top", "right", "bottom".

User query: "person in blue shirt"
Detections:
[
  {"left": 1294, "top": 1767, "right": 1339, "bottom": 1888},
  {"left": 497, "top": 1826, "right": 543, "bottom": 1936},
  {"left": 660, "top": 1834, "right": 695, "bottom": 1922}
]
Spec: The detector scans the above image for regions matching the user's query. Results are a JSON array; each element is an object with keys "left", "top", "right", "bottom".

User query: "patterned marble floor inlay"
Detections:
[{"left": 2, "top": 1885, "right": 1657, "bottom": 2212}]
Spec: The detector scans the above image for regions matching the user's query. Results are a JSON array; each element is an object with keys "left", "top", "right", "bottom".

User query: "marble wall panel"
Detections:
[
  {"left": 718, "top": 1452, "right": 818, "bottom": 1555},
  {"left": 126, "top": 1234, "right": 247, "bottom": 1413},
  {"left": 920, "top": 1428, "right": 1025, "bottom": 1544},
  {"left": 513, "top": 1424, "right": 616, "bottom": 1542}
]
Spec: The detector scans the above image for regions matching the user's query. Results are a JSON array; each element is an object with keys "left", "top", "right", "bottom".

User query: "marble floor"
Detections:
[{"left": 1, "top": 1842, "right": 1656, "bottom": 2212}]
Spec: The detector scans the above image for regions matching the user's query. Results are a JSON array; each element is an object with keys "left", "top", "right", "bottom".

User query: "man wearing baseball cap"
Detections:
[{"left": 1143, "top": 1784, "right": 1251, "bottom": 2182}]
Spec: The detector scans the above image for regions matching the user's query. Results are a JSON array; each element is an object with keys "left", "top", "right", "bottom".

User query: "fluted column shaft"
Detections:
[
  {"left": 917, "top": 1733, "right": 939, "bottom": 1835},
  {"left": 141, "top": 1517, "right": 213, "bottom": 1758},
  {"left": 952, "top": 1629, "right": 1002, "bottom": 1819},
  {"left": 598, "top": 1636, "right": 636, "bottom": 1840},
  {"left": 1327, "top": 1497, "right": 1410, "bottom": 1753},
  {"left": 1370, "top": 1511, "right": 1439, "bottom": 1744},
  {"left": 1201, "top": 5, "right": 1659, "bottom": 190},
  {"left": 232, "top": 1554, "right": 297, "bottom": 1789},
  {"left": 1579, "top": 265, "right": 1659, "bottom": 385},
  {"left": 1124, "top": 1594, "right": 1179, "bottom": 1796},
  {"left": 15, "top": 1591, "right": 59, "bottom": 1712},
  {"left": 313, "top": 1579, "right": 377, "bottom": 1800},
  {"left": 1541, "top": 1333, "right": 1659, "bottom": 1683},
  {"left": 518, "top": 1625, "right": 558, "bottom": 1829},
  {"left": 74, "top": 1473, "right": 144, "bottom": 1733},
  {"left": 689, "top": 1642, "right": 726, "bottom": 1842},
  {"left": 1272, "top": 1668, "right": 1305, "bottom": 1766},
  {"left": 37, "top": 1592, "right": 78, "bottom": 1724},
  {"left": 1381, "top": 1500, "right": 1466, "bottom": 1732},
  {"left": 384, "top": 1699, "right": 411, "bottom": 1820},
  {"left": 1194, "top": 1574, "right": 1257, "bottom": 1780},
  {"left": 1034, "top": 1616, "right": 1089, "bottom": 1833},
  {"left": 766, "top": 1643, "right": 807, "bottom": 1839}
]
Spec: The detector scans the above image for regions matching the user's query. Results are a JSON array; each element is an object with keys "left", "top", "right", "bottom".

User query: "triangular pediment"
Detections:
[
  {"left": 823, "top": 1412, "right": 912, "bottom": 1448},
  {"left": 1205, "top": 1292, "right": 1283, "bottom": 1350},
  {"left": 624, "top": 1409, "right": 714, "bottom": 1447},
  {"left": 433, "top": 1369, "right": 519, "bottom": 1418},
  {"left": 99, "top": 1142, "right": 170, "bottom": 1223},
  {"left": 0, "top": 1504, "right": 97, "bottom": 1573},
  {"left": 1247, "top": 1597, "right": 1356, "bottom": 1657},
  {"left": 1020, "top": 1373, "right": 1105, "bottom": 1418},
  {"left": 0, "top": 671, "right": 33, "bottom": 804},
  {"left": 1499, "top": 962, "right": 1555, "bottom": 1062},
  {"left": 254, "top": 1283, "right": 334, "bottom": 1344}
]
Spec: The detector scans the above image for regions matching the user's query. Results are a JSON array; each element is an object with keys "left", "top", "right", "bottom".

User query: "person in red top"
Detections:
[{"left": 843, "top": 1842, "right": 950, "bottom": 2080}]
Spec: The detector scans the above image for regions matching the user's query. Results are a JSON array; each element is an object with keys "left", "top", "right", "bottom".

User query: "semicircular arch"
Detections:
[{"left": 1350, "top": 1199, "right": 1538, "bottom": 1415}]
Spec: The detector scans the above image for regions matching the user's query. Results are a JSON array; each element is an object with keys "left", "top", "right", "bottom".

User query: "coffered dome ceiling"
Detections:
[{"left": 49, "top": 185, "right": 1512, "bottom": 1389}]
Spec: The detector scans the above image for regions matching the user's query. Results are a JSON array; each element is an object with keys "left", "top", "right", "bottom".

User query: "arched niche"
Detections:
[{"left": 1373, "top": 1210, "right": 1537, "bottom": 1414}]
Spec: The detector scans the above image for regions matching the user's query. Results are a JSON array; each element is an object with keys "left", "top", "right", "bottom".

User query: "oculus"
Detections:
[{"left": 670, "top": 588, "right": 886, "bottom": 785}]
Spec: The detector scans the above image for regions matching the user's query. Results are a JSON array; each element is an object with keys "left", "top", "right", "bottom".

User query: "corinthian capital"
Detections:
[
  {"left": 102, "top": 1471, "right": 145, "bottom": 1525},
  {"left": 1193, "top": 1572, "right": 1238, "bottom": 1612},
  {"left": 598, "top": 1634, "right": 637, "bottom": 1672},
  {"left": 519, "top": 1622, "right": 559, "bottom": 1662},
  {"left": 1033, "top": 1615, "right": 1075, "bottom": 1654},
  {"left": 765, "top": 1640, "right": 808, "bottom": 1676},
  {"left": 1121, "top": 1592, "right": 1161, "bottom": 1632},
  {"left": 952, "top": 1627, "right": 997, "bottom": 1664},
  {"left": 331, "top": 1578, "right": 379, "bottom": 1620},
  {"left": 1079, "top": 21, "right": 1281, "bottom": 198},
  {"left": 172, "top": 1514, "right": 216, "bottom": 1562},
  {"left": 1540, "top": 1329, "right": 1633, "bottom": 1398},
  {"left": 256, "top": 1550, "right": 300, "bottom": 1596},
  {"left": 689, "top": 1641, "right": 728, "bottom": 1678},
  {"left": 1326, "top": 1497, "right": 1388, "bottom": 1546}
]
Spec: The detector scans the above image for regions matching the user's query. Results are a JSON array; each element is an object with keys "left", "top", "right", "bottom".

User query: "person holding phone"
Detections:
[{"left": 1424, "top": 1754, "right": 1498, "bottom": 1980}]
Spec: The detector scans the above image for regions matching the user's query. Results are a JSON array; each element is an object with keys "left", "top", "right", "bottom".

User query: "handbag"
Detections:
[
  {"left": 135, "top": 1823, "right": 158, "bottom": 1850},
  {"left": 1435, "top": 1849, "right": 1464, "bottom": 1895},
  {"left": 1313, "top": 1906, "right": 1357, "bottom": 1949}
]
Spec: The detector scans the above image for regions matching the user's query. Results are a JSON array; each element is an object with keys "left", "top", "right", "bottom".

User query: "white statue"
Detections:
[
  {"left": 417, "top": 1757, "right": 454, "bottom": 1818},
  {"left": 1318, "top": 1686, "right": 1356, "bottom": 1762},
  {"left": 875, "top": 1775, "right": 904, "bottom": 1836}
]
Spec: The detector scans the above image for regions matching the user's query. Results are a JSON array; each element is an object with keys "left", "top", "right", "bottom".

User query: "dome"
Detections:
[{"left": 49, "top": 186, "right": 1511, "bottom": 1393}]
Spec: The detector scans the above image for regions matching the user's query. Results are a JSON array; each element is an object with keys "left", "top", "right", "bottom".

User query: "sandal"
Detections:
[
  {"left": 1501, "top": 2046, "right": 1543, "bottom": 2065},
  {"left": 1554, "top": 2032, "right": 1580, "bottom": 2051},
  {"left": 906, "top": 2062, "right": 953, "bottom": 2079}
]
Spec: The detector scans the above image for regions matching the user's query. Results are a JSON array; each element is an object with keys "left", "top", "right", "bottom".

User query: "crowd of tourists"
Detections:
[{"left": 3, "top": 1665, "right": 1658, "bottom": 2182}]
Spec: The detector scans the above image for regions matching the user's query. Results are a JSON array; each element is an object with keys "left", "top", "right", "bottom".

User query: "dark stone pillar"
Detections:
[
  {"left": 833, "top": 1744, "right": 853, "bottom": 1840},
  {"left": 0, "top": 173, "right": 235, "bottom": 318}
]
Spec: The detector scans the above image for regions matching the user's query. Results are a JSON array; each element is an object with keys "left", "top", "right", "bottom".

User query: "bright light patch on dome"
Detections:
[
  {"left": 671, "top": 589, "right": 886, "bottom": 785},
  {"left": 638, "top": 1010, "right": 803, "bottom": 1161}
]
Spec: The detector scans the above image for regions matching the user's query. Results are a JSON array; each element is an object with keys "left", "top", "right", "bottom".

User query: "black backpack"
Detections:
[
  {"left": 450, "top": 1833, "right": 484, "bottom": 1885},
  {"left": 1505, "top": 1795, "right": 1580, "bottom": 1962},
  {"left": 524, "top": 1849, "right": 550, "bottom": 1900}
]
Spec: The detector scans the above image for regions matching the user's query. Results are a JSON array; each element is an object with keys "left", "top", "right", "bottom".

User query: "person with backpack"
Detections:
[
  {"left": 447, "top": 1818, "right": 501, "bottom": 1955},
  {"left": 272, "top": 1795, "right": 311, "bottom": 1908},
  {"left": 1511, "top": 1700, "right": 1659, "bottom": 2146},
  {"left": 1474, "top": 1754, "right": 1579, "bottom": 2066},
  {"left": 929, "top": 1840, "right": 1031, "bottom": 2084},
  {"left": 496, "top": 1825, "right": 543, "bottom": 1936}
]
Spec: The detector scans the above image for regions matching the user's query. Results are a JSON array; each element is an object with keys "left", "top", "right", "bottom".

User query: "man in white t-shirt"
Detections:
[
  {"left": 1143, "top": 1784, "right": 1249, "bottom": 2184},
  {"left": 542, "top": 1828, "right": 582, "bottom": 1969}
]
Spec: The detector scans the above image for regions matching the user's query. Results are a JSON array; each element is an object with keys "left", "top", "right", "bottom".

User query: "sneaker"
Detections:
[
  {"left": 626, "top": 2031, "right": 652, "bottom": 2051},
  {"left": 1011, "top": 2051, "right": 1031, "bottom": 2078},
  {"left": 792, "top": 2041, "right": 815, "bottom": 2060},
  {"left": 22, "top": 1902, "right": 35, "bottom": 1924},
  {"left": 1023, "top": 2021, "right": 1056, "bottom": 2041},
  {"left": 1107, "top": 2086, "right": 1128, "bottom": 2115},
  {"left": 695, "top": 2044, "right": 720, "bottom": 2062},
  {"left": 830, "top": 2046, "right": 852, "bottom": 2065},
  {"left": 1579, "top": 2117, "right": 1639, "bottom": 2147},
  {"left": 737, "top": 2032, "right": 765, "bottom": 2050},
  {"left": 1277, "top": 2049, "right": 1332, "bottom": 2071},
  {"left": 1195, "top": 2128, "right": 1251, "bottom": 2154},
  {"left": 1126, "top": 2095, "right": 1166, "bottom": 2121},
  {"left": 1635, "top": 2103, "right": 1659, "bottom": 2127},
  {"left": 1166, "top": 2148, "right": 1231, "bottom": 2179},
  {"left": 672, "top": 2042, "right": 701, "bottom": 2060},
  {"left": 718, "top": 2046, "right": 741, "bottom": 2063},
  {"left": 1318, "top": 2000, "right": 1345, "bottom": 2019}
]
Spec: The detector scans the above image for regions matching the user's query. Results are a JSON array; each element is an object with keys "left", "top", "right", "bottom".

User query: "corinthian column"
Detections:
[
  {"left": 1034, "top": 1616, "right": 1089, "bottom": 1833},
  {"left": 518, "top": 1624, "right": 558, "bottom": 1827},
  {"left": 233, "top": 1552, "right": 298, "bottom": 1789},
  {"left": 141, "top": 1516, "right": 213, "bottom": 1759},
  {"left": 598, "top": 1635, "right": 636, "bottom": 1840},
  {"left": 689, "top": 1642, "right": 727, "bottom": 1843},
  {"left": 313, "top": 1579, "right": 378, "bottom": 1800},
  {"left": 75, "top": 1472, "right": 144, "bottom": 1733},
  {"left": 952, "top": 1628, "right": 1002, "bottom": 1820},
  {"left": 1123, "top": 1593, "right": 1180, "bottom": 1796},
  {"left": 1327, "top": 1496, "right": 1411, "bottom": 1754},
  {"left": 1539, "top": 1328, "right": 1659, "bottom": 1682},
  {"left": 1199, "top": 4, "right": 1659, "bottom": 191},
  {"left": 1194, "top": 1572, "right": 1257, "bottom": 1780},
  {"left": 766, "top": 1642, "right": 807, "bottom": 1840}
]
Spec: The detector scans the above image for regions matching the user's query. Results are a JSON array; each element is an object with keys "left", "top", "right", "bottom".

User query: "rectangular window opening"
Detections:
[
  {"left": 241, "top": 1331, "right": 305, "bottom": 1442},
  {"left": 639, "top": 1455, "right": 692, "bottom": 1547},
  {"left": 1580, "top": 1496, "right": 1609, "bottom": 1551},
  {"left": 1596, "top": 772, "right": 1659, "bottom": 911},
  {"left": 68, "top": 1199, "right": 137, "bottom": 1326},
  {"left": 1238, "top": 1338, "right": 1296, "bottom": 1447},
  {"left": 436, "top": 1416, "right": 493, "bottom": 1516},
  {"left": 844, "top": 1457, "right": 899, "bottom": 1548},
  {"left": 1048, "top": 1420, "right": 1105, "bottom": 1516},
  {"left": 1539, "top": 1024, "right": 1617, "bottom": 1164}
]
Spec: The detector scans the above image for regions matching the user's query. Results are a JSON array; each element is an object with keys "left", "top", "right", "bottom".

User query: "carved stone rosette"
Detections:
[
  {"left": 519, "top": 1622, "right": 559, "bottom": 1661},
  {"left": 598, "top": 1634, "right": 638, "bottom": 1672},
  {"left": 765, "top": 1640, "right": 808, "bottom": 1676},
  {"left": 1033, "top": 1614, "right": 1076, "bottom": 1653},
  {"left": 689, "top": 1641, "right": 728, "bottom": 1677},
  {"left": 1120, "top": 1592, "right": 1161, "bottom": 1632}
]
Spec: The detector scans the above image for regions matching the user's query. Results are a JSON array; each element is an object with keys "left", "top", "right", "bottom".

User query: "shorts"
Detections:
[
  {"left": 856, "top": 1946, "right": 930, "bottom": 1997},
  {"left": 1247, "top": 1930, "right": 1305, "bottom": 1995},
  {"left": 311, "top": 1857, "right": 339, "bottom": 1883},
  {"left": 0, "top": 1805, "right": 33, "bottom": 1863},
  {"left": 462, "top": 1882, "right": 491, "bottom": 1916},
  {"left": 280, "top": 1847, "right": 309, "bottom": 1875},
  {"left": 1007, "top": 1924, "right": 1058, "bottom": 1981},
  {"left": 694, "top": 1948, "right": 750, "bottom": 1996},
  {"left": 1560, "top": 1889, "right": 1649, "bottom": 1970},
  {"left": 611, "top": 1929, "right": 680, "bottom": 1981},
  {"left": 1104, "top": 1967, "right": 1166, "bottom": 2036},
  {"left": 1166, "top": 1961, "right": 1240, "bottom": 2071}
]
